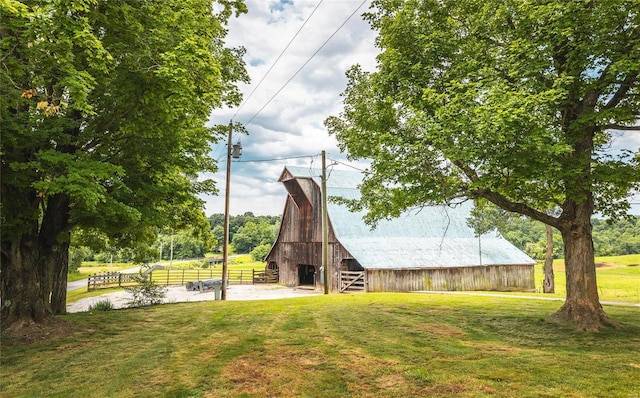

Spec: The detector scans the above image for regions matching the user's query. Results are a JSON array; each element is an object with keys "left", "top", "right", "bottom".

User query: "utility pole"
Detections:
[
  {"left": 222, "top": 122, "right": 232, "bottom": 300},
  {"left": 221, "top": 122, "right": 243, "bottom": 300},
  {"left": 321, "top": 150, "right": 329, "bottom": 295}
]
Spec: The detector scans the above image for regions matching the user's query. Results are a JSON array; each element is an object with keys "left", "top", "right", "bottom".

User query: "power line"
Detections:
[
  {"left": 212, "top": 2, "right": 368, "bottom": 166},
  {"left": 329, "top": 158, "right": 368, "bottom": 173},
  {"left": 237, "top": 154, "right": 318, "bottom": 163},
  {"left": 231, "top": 1, "right": 324, "bottom": 121},
  {"left": 242, "top": 0, "right": 368, "bottom": 126}
]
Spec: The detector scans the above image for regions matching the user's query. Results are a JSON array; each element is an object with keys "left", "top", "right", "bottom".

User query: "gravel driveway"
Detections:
[{"left": 67, "top": 284, "right": 321, "bottom": 313}]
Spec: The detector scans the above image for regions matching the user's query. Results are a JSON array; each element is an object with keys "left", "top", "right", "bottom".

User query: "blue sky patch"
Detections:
[{"left": 270, "top": 0, "right": 293, "bottom": 13}]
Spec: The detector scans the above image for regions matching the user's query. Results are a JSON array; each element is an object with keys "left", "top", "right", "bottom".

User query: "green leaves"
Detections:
[
  {"left": 326, "top": 0, "right": 640, "bottom": 227},
  {"left": 1, "top": 0, "right": 248, "bottom": 246}
]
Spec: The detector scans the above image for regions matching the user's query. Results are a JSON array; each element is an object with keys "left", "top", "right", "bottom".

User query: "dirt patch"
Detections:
[
  {"left": 416, "top": 322, "right": 465, "bottom": 338},
  {"left": 1, "top": 317, "right": 79, "bottom": 345},
  {"left": 595, "top": 262, "right": 616, "bottom": 268},
  {"left": 215, "top": 348, "right": 326, "bottom": 397}
]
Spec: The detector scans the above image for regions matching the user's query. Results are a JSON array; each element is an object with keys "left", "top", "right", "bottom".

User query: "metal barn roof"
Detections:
[{"left": 283, "top": 166, "right": 535, "bottom": 269}]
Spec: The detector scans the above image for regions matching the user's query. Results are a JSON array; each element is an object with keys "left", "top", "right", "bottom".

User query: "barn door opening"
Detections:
[{"left": 298, "top": 264, "right": 316, "bottom": 286}]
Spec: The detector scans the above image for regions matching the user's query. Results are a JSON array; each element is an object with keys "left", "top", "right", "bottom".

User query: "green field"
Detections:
[
  {"left": 21, "top": 254, "right": 636, "bottom": 397},
  {"left": 4, "top": 254, "right": 640, "bottom": 397},
  {"left": 508, "top": 255, "right": 640, "bottom": 304},
  {"left": 69, "top": 254, "right": 640, "bottom": 304},
  {"left": 3, "top": 293, "right": 638, "bottom": 398}
]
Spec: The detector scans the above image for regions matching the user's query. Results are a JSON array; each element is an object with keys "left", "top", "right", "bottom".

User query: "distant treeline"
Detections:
[
  {"left": 76, "top": 211, "right": 637, "bottom": 269},
  {"left": 499, "top": 216, "right": 640, "bottom": 260},
  {"left": 208, "top": 212, "right": 281, "bottom": 256}
]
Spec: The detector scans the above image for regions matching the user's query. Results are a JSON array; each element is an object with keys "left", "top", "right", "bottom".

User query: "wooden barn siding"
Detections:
[
  {"left": 279, "top": 181, "right": 319, "bottom": 242},
  {"left": 267, "top": 242, "right": 346, "bottom": 289},
  {"left": 365, "top": 264, "right": 535, "bottom": 292},
  {"left": 267, "top": 175, "right": 347, "bottom": 290}
]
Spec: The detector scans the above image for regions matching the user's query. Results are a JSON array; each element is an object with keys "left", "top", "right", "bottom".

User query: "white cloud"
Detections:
[
  {"left": 204, "top": 0, "right": 640, "bottom": 218},
  {"left": 204, "top": 0, "right": 377, "bottom": 216}
]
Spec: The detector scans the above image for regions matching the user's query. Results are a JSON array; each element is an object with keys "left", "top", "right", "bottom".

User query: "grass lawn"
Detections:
[
  {"left": 3, "top": 293, "right": 640, "bottom": 398},
  {"left": 68, "top": 262, "right": 137, "bottom": 282},
  {"left": 473, "top": 254, "right": 640, "bottom": 304}
]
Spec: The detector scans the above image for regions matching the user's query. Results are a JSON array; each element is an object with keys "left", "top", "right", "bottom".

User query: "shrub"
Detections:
[
  {"left": 125, "top": 273, "right": 167, "bottom": 307},
  {"left": 251, "top": 244, "right": 271, "bottom": 262},
  {"left": 89, "top": 299, "right": 114, "bottom": 311},
  {"left": 69, "top": 246, "right": 90, "bottom": 273}
]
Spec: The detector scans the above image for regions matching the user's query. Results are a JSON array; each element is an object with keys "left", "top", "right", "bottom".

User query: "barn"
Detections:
[{"left": 265, "top": 166, "right": 536, "bottom": 293}]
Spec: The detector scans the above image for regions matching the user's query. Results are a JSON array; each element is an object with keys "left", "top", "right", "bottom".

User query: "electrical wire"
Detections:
[
  {"left": 328, "top": 158, "right": 368, "bottom": 173},
  {"left": 242, "top": 0, "right": 368, "bottom": 126},
  {"left": 213, "top": 1, "right": 368, "bottom": 165},
  {"left": 237, "top": 154, "right": 318, "bottom": 163},
  {"left": 231, "top": 1, "right": 324, "bottom": 121}
]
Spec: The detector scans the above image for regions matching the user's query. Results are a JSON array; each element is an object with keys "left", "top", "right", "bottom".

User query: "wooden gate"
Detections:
[
  {"left": 339, "top": 271, "right": 365, "bottom": 292},
  {"left": 253, "top": 268, "right": 279, "bottom": 283}
]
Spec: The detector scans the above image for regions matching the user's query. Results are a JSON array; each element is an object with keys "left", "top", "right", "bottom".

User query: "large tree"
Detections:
[
  {"left": 1, "top": 0, "right": 249, "bottom": 332},
  {"left": 325, "top": 0, "right": 640, "bottom": 331}
]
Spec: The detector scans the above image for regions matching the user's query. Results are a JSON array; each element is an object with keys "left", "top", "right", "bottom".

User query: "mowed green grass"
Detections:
[
  {"left": 521, "top": 255, "right": 640, "bottom": 303},
  {"left": 3, "top": 293, "right": 639, "bottom": 398}
]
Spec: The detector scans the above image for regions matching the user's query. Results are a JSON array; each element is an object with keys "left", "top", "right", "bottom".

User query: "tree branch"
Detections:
[
  {"left": 604, "top": 124, "right": 640, "bottom": 131},
  {"left": 603, "top": 72, "right": 638, "bottom": 110},
  {"left": 474, "top": 188, "right": 561, "bottom": 229}
]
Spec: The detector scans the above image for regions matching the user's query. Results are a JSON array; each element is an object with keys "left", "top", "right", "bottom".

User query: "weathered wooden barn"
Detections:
[{"left": 265, "top": 166, "right": 536, "bottom": 293}]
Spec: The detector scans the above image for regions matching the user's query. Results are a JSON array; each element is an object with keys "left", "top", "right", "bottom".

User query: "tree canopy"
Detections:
[
  {"left": 208, "top": 213, "right": 280, "bottom": 253},
  {"left": 326, "top": 0, "right": 640, "bottom": 330},
  {"left": 0, "top": 0, "right": 249, "bottom": 330}
]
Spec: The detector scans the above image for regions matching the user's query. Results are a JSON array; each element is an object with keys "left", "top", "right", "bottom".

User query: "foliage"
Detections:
[
  {"left": 498, "top": 215, "right": 640, "bottom": 260},
  {"left": 325, "top": 0, "right": 640, "bottom": 330},
  {"left": 1, "top": 0, "right": 249, "bottom": 325},
  {"left": 125, "top": 273, "right": 167, "bottom": 308},
  {"left": 88, "top": 299, "right": 114, "bottom": 312},
  {"left": 232, "top": 220, "right": 277, "bottom": 253},
  {"left": 250, "top": 244, "right": 272, "bottom": 262},
  {"left": 68, "top": 246, "right": 90, "bottom": 274},
  {"left": 155, "top": 229, "right": 214, "bottom": 261},
  {"left": 592, "top": 217, "right": 640, "bottom": 256},
  {"left": 211, "top": 225, "right": 225, "bottom": 250},
  {"left": 2, "top": 294, "right": 639, "bottom": 397},
  {"left": 326, "top": 0, "right": 639, "bottom": 224},
  {"left": 209, "top": 213, "right": 280, "bottom": 253}
]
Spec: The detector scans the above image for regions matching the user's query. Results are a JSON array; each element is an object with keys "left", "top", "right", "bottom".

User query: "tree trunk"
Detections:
[
  {"left": 1, "top": 235, "right": 53, "bottom": 333},
  {"left": 50, "top": 241, "right": 70, "bottom": 315},
  {"left": 39, "top": 193, "right": 71, "bottom": 315},
  {"left": 548, "top": 210, "right": 617, "bottom": 331},
  {"left": 1, "top": 193, "right": 71, "bottom": 332},
  {"left": 542, "top": 224, "right": 555, "bottom": 293}
]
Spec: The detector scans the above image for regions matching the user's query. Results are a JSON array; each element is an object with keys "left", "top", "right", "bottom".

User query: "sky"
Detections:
[
  {"left": 204, "top": 0, "right": 377, "bottom": 216},
  {"left": 202, "top": 0, "right": 640, "bottom": 218}
]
